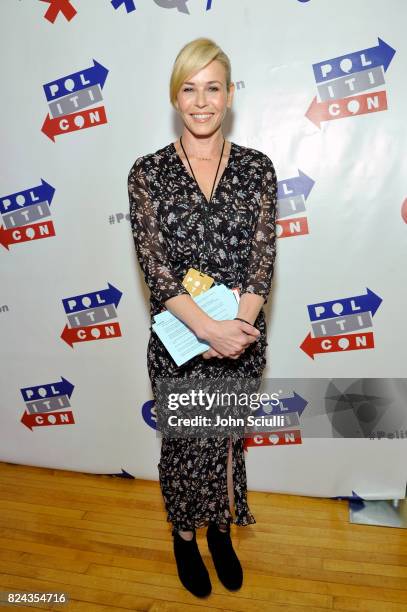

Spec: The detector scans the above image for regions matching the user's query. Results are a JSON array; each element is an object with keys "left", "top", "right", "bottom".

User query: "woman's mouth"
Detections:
[{"left": 190, "top": 113, "right": 214, "bottom": 122}]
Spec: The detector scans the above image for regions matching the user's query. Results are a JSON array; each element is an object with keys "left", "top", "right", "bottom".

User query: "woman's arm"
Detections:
[
  {"left": 199, "top": 155, "right": 277, "bottom": 360},
  {"left": 239, "top": 154, "right": 278, "bottom": 319},
  {"left": 128, "top": 157, "right": 191, "bottom": 306},
  {"left": 236, "top": 293, "right": 265, "bottom": 326}
]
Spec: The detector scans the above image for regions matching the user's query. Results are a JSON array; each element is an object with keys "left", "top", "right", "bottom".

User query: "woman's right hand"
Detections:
[
  {"left": 202, "top": 319, "right": 260, "bottom": 359},
  {"left": 202, "top": 346, "right": 246, "bottom": 360}
]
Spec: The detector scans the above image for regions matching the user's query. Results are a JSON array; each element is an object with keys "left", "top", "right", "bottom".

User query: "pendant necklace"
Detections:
[{"left": 179, "top": 136, "right": 225, "bottom": 274}]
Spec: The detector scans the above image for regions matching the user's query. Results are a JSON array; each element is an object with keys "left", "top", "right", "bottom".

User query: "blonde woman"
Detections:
[{"left": 128, "top": 37, "right": 277, "bottom": 598}]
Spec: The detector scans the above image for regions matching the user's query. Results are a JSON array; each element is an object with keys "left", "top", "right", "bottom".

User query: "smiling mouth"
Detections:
[{"left": 190, "top": 113, "right": 214, "bottom": 120}]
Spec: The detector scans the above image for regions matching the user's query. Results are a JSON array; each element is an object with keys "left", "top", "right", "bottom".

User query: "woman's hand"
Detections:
[
  {"left": 202, "top": 347, "right": 224, "bottom": 359},
  {"left": 202, "top": 346, "right": 246, "bottom": 360},
  {"left": 201, "top": 319, "right": 260, "bottom": 359}
]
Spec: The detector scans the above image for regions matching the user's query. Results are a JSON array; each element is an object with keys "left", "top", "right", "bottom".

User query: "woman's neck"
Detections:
[{"left": 179, "top": 130, "right": 226, "bottom": 159}]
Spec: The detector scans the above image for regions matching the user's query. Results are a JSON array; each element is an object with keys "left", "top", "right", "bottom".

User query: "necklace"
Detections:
[
  {"left": 179, "top": 136, "right": 225, "bottom": 203},
  {"left": 178, "top": 140, "right": 224, "bottom": 161},
  {"left": 179, "top": 135, "right": 226, "bottom": 273}
]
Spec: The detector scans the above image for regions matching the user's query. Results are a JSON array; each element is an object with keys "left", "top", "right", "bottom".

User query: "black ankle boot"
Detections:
[
  {"left": 173, "top": 529, "right": 212, "bottom": 598},
  {"left": 206, "top": 521, "right": 243, "bottom": 590}
]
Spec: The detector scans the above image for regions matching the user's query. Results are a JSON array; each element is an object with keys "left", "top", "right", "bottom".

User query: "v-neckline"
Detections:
[{"left": 171, "top": 140, "right": 235, "bottom": 205}]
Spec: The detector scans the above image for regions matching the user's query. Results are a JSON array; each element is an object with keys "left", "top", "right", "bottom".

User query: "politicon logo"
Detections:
[
  {"left": 244, "top": 391, "right": 307, "bottom": 450},
  {"left": 20, "top": 377, "right": 75, "bottom": 431},
  {"left": 306, "top": 38, "right": 396, "bottom": 129},
  {"left": 0, "top": 180, "right": 56, "bottom": 250},
  {"left": 41, "top": 60, "right": 109, "bottom": 141},
  {"left": 61, "top": 283, "right": 123, "bottom": 347},
  {"left": 277, "top": 171, "right": 315, "bottom": 239},
  {"left": 300, "top": 288, "right": 383, "bottom": 359}
]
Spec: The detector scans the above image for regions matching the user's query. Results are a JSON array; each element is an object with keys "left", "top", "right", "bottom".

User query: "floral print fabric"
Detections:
[{"left": 128, "top": 141, "right": 277, "bottom": 534}]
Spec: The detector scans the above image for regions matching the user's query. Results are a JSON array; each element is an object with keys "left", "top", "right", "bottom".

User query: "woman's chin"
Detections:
[{"left": 185, "top": 122, "right": 222, "bottom": 138}]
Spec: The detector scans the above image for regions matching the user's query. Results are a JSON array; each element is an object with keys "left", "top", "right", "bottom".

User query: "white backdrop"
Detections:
[{"left": 1, "top": 0, "right": 406, "bottom": 500}]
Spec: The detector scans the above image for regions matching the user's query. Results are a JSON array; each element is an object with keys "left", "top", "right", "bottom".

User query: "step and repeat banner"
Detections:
[{"left": 1, "top": 0, "right": 406, "bottom": 500}]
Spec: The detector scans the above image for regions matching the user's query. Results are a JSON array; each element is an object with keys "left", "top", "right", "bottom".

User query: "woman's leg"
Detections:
[
  {"left": 227, "top": 435, "right": 235, "bottom": 514},
  {"left": 218, "top": 435, "right": 234, "bottom": 532},
  {"left": 178, "top": 436, "right": 234, "bottom": 537},
  {"left": 206, "top": 440, "right": 243, "bottom": 592},
  {"left": 178, "top": 529, "right": 194, "bottom": 540}
]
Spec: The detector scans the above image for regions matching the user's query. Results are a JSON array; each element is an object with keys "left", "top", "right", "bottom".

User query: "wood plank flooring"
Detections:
[{"left": 0, "top": 461, "right": 406, "bottom": 611}]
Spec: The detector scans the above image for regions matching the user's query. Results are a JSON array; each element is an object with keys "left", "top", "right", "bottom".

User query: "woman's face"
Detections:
[{"left": 175, "top": 59, "right": 234, "bottom": 138}]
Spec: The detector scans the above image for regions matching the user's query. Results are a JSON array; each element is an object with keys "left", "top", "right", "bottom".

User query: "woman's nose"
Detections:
[{"left": 195, "top": 90, "right": 208, "bottom": 107}]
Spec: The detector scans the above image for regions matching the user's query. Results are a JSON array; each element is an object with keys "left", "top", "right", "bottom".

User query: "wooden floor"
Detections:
[{"left": 0, "top": 462, "right": 406, "bottom": 611}]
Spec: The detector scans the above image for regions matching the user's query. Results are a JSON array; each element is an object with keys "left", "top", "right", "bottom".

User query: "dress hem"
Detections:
[{"left": 169, "top": 513, "right": 256, "bottom": 536}]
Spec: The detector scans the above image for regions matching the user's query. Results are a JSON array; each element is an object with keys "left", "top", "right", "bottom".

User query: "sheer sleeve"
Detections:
[
  {"left": 128, "top": 157, "right": 190, "bottom": 305},
  {"left": 241, "top": 155, "right": 277, "bottom": 305}
]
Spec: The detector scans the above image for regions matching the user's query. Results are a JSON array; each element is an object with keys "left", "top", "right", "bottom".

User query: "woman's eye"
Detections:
[{"left": 182, "top": 86, "right": 219, "bottom": 92}]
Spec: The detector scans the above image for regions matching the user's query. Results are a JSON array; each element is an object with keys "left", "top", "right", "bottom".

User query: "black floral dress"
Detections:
[{"left": 128, "top": 141, "right": 277, "bottom": 535}]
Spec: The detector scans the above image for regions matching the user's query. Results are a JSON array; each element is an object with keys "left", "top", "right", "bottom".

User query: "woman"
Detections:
[{"left": 128, "top": 37, "right": 277, "bottom": 598}]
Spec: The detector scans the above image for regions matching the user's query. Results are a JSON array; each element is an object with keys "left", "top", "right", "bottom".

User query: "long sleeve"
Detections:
[
  {"left": 128, "top": 157, "right": 190, "bottom": 305},
  {"left": 241, "top": 155, "right": 277, "bottom": 305}
]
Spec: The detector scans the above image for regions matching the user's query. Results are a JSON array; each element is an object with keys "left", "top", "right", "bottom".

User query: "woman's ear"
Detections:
[{"left": 227, "top": 82, "right": 235, "bottom": 108}]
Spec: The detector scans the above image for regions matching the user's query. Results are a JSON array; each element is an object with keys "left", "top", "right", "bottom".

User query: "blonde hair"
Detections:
[{"left": 169, "top": 37, "right": 231, "bottom": 108}]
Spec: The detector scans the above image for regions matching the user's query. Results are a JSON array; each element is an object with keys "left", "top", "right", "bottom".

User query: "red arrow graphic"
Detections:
[
  {"left": 21, "top": 409, "right": 75, "bottom": 430},
  {"left": 277, "top": 216, "right": 309, "bottom": 239},
  {"left": 306, "top": 90, "right": 388, "bottom": 129},
  {"left": 244, "top": 429, "right": 302, "bottom": 450},
  {"left": 42, "top": 106, "right": 107, "bottom": 141},
  {"left": 0, "top": 221, "right": 55, "bottom": 250},
  {"left": 40, "top": 0, "right": 77, "bottom": 23},
  {"left": 61, "top": 321, "right": 122, "bottom": 347},
  {"left": 300, "top": 331, "right": 375, "bottom": 359}
]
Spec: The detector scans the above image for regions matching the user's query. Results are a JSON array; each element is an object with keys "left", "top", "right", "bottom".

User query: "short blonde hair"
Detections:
[{"left": 169, "top": 37, "right": 231, "bottom": 108}]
